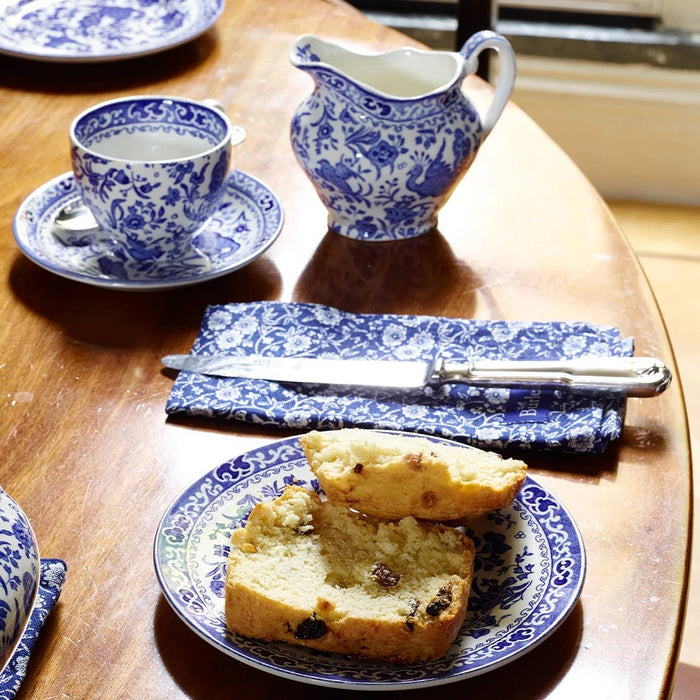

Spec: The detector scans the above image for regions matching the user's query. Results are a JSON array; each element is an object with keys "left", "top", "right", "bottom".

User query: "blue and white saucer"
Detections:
[
  {"left": 13, "top": 171, "right": 283, "bottom": 291},
  {"left": 0, "top": 0, "right": 223, "bottom": 63}
]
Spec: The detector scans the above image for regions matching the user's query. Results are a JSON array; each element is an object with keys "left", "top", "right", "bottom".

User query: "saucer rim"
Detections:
[
  {"left": 13, "top": 170, "right": 284, "bottom": 291},
  {"left": 0, "top": 0, "right": 224, "bottom": 63}
]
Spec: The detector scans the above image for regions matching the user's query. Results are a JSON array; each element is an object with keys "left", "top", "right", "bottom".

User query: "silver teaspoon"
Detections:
[{"left": 52, "top": 200, "right": 100, "bottom": 236}]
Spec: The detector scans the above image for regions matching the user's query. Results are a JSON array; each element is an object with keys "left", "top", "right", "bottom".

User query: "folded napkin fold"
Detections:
[
  {"left": 0, "top": 559, "right": 66, "bottom": 700},
  {"left": 165, "top": 302, "right": 634, "bottom": 453}
]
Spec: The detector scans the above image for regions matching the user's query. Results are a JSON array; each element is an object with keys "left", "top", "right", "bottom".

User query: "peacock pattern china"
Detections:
[
  {"left": 0, "top": 488, "right": 40, "bottom": 674},
  {"left": 154, "top": 435, "right": 586, "bottom": 688},
  {"left": 14, "top": 170, "right": 283, "bottom": 289},
  {"left": 70, "top": 96, "right": 244, "bottom": 272},
  {"left": 165, "top": 302, "right": 634, "bottom": 453},
  {"left": 290, "top": 32, "right": 516, "bottom": 241},
  {"left": 0, "top": 0, "right": 224, "bottom": 62}
]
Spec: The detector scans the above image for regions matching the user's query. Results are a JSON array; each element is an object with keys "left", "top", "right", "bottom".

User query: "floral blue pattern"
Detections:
[
  {"left": 154, "top": 435, "right": 586, "bottom": 689},
  {"left": 72, "top": 98, "right": 229, "bottom": 149},
  {"left": 70, "top": 96, "right": 237, "bottom": 269},
  {"left": 165, "top": 302, "right": 634, "bottom": 453},
  {"left": 13, "top": 171, "right": 283, "bottom": 290},
  {"left": 0, "top": 0, "right": 223, "bottom": 62},
  {"left": 0, "top": 489, "right": 39, "bottom": 676},
  {"left": 0, "top": 559, "right": 67, "bottom": 700},
  {"left": 289, "top": 33, "right": 514, "bottom": 241}
]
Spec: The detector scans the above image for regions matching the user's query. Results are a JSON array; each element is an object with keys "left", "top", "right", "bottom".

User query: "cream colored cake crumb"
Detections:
[
  {"left": 225, "top": 486, "right": 475, "bottom": 662},
  {"left": 299, "top": 428, "right": 527, "bottom": 521}
]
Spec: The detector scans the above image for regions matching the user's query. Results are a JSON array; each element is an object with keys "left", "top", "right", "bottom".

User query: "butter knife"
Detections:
[{"left": 161, "top": 354, "right": 671, "bottom": 397}]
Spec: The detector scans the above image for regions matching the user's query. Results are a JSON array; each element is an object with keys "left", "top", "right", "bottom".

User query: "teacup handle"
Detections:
[
  {"left": 460, "top": 30, "right": 516, "bottom": 139},
  {"left": 201, "top": 98, "right": 247, "bottom": 146}
]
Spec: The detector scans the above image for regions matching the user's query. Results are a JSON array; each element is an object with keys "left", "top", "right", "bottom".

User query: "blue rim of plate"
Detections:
[
  {"left": 13, "top": 170, "right": 283, "bottom": 291},
  {"left": 153, "top": 433, "right": 586, "bottom": 690},
  {"left": 0, "top": 0, "right": 224, "bottom": 63}
]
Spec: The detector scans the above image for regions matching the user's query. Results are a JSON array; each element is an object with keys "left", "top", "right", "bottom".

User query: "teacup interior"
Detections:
[
  {"left": 73, "top": 98, "right": 229, "bottom": 162},
  {"left": 91, "top": 130, "right": 213, "bottom": 161}
]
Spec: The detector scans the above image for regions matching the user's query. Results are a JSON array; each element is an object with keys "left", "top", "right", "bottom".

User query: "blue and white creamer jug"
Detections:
[{"left": 290, "top": 32, "right": 516, "bottom": 242}]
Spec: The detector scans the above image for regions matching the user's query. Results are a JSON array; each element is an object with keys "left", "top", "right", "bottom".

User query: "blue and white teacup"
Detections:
[{"left": 70, "top": 95, "right": 245, "bottom": 266}]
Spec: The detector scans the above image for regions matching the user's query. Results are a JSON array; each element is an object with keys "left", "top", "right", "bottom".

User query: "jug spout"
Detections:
[
  {"left": 290, "top": 35, "right": 324, "bottom": 72},
  {"left": 291, "top": 34, "right": 465, "bottom": 100},
  {"left": 291, "top": 35, "right": 353, "bottom": 90}
]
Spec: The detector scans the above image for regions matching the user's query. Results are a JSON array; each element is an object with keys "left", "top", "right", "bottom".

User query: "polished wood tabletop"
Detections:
[{"left": 0, "top": 0, "right": 691, "bottom": 697}]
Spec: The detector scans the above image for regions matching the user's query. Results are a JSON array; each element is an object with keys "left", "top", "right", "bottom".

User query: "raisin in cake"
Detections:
[{"left": 224, "top": 485, "right": 475, "bottom": 662}]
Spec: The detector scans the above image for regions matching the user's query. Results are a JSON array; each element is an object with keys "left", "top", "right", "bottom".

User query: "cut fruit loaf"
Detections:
[
  {"left": 299, "top": 428, "right": 527, "bottom": 521},
  {"left": 224, "top": 485, "right": 475, "bottom": 662}
]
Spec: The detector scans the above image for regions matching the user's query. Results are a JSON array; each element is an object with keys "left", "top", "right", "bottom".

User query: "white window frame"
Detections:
[
  {"left": 499, "top": 0, "right": 700, "bottom": 29},
  {"left": 660, "top": 0, "right": 700, "bottom": 30},
  {"left": 500, "top": 1, "right": 660, "bottom": 16}
]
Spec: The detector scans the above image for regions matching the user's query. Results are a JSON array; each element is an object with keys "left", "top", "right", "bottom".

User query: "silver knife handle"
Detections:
[{"left": 435, "top": 356, "right": 671, "bottom": 397}]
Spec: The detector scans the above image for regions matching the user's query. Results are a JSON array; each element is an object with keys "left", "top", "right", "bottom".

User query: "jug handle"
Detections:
[{"left": 460, "top": 31, "right": 516, "bottom": 139}]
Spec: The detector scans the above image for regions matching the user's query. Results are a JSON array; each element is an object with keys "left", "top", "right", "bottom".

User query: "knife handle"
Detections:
[{"left": 434, "top": 356, "right": 671, "bottom": 397}]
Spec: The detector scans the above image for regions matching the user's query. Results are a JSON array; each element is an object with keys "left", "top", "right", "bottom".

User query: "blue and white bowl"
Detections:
[{"left": 0, "top": 487, "right": 40, "bottom": 673}]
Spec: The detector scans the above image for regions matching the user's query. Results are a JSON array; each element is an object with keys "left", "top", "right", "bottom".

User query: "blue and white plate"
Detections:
[
  {"left": 0, "top": 0, "right": 224, "bottom": 62},
  {"left": 0, "top": 487, "right": 40, "bottom": 675},
  {"left": 13, "top": 171, "right": 283, "bottom": 291},
  {"left": 154, "top": 434, "right": 586, "bottom": 690}
]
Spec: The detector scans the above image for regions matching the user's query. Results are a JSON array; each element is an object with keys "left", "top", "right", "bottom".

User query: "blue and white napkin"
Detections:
[
  {"left": 165, "top": 302, "right": 634, "bottom": 453},
  {"left": 0, "top": 559, "right": 66, "bottom": 700}
]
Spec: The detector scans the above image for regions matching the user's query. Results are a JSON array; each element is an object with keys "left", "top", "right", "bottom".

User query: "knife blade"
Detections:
[{"left": 161, "top": 354, "right": 671, "bottom": 397}]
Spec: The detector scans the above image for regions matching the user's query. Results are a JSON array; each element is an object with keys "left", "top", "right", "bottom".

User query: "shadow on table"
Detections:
[
  {"left": 0, "top": 31, "right": 218, "bottom": 94},
  {"left": 153, "top": 595, "right": 583, "bottom": 699},
  {"left": 7, "top": 251, "right": 282, "bottom": 350},
  {"left": 497, "top": 423, "right": 668, "bottom": 481},
  {"left": 294, "top": 228, "right": 499, "bottom": 318},
  {"left": 672, "top": 663, "right": 700, "bottom": 699},
  {"left": 507, "top": 448, "right": 620, "bottom": 482},
  {"left": 164, "top": 410, "right": 302, "bottom": 442},
  {"left": 619, "top": 423, "right": 670, "bottom": 453}
]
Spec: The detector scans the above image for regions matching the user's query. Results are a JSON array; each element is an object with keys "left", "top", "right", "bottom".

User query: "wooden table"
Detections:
[{"left": 0, "top": 0, "right": 691, "bottom": 697}]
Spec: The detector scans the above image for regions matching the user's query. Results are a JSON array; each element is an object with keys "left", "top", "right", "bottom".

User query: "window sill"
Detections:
[
  {"left": 359, "top": 7, "right": 700, "bottom": 204},
  {"left": 363, "top": 7, "right": 700, "bottom": 70},
  {"left": 501, "top": 19, "right": 700, "bottom": 70}
]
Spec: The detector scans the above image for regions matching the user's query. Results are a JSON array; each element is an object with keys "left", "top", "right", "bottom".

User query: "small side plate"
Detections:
[
  {"left": 0, "top": 0, "right": 224, "bottom": 62},
  {"left": 153, "top": 434, "right": 586, "bottom": 690}
]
